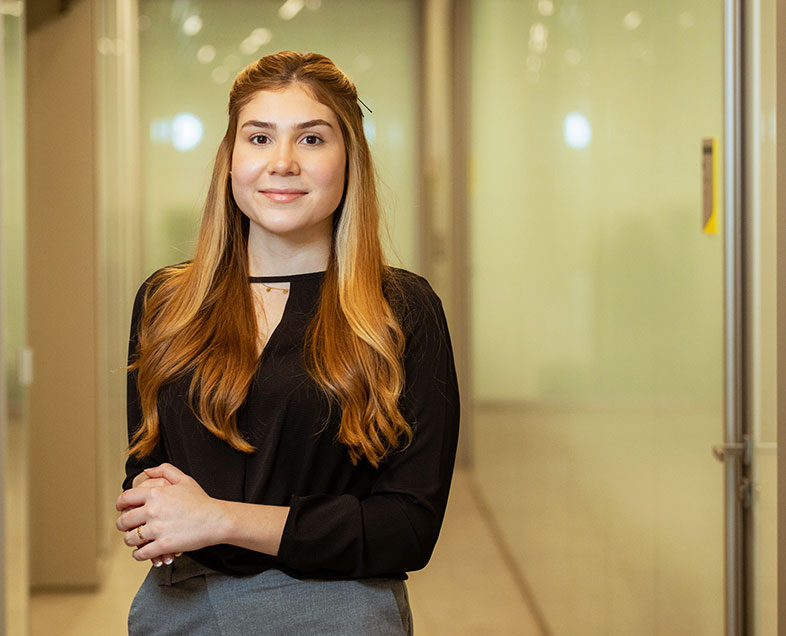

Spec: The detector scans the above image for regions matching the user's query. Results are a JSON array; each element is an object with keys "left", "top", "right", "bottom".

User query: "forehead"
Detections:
[{"left": 236, "top": 84, "right": 339, "bottom": 127}]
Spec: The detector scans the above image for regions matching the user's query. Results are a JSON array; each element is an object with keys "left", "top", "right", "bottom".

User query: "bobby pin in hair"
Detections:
[{"left": 357, "top": 97, "right": 373, "bottom": 115}]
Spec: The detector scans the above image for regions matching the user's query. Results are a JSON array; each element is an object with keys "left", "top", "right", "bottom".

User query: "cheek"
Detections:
[
  {"left": 319, "top": 155, "right": 347, "bottom": 201},
  {"left": 231, "top": 149, "right": 264, "bottom": 184}
]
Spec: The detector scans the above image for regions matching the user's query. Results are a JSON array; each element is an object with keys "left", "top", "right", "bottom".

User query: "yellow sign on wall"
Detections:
[{"left": 702, "top": 138, "right": 719, "bottom": 234}]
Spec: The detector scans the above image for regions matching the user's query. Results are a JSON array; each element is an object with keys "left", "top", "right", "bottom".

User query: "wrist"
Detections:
[{"left": 211, "top": 498, "right": 235, "bottom": 546}]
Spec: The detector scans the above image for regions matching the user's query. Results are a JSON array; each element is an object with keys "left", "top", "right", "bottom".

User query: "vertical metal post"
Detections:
[
  {"left": 723, "top": 0, "right": 745, "bottom": 633},
  {"left": 0, "top": 12, "right": 7, "bottom": 636},
  {"left": 777, "top": 0, "right": 786, "bottom": 631}
]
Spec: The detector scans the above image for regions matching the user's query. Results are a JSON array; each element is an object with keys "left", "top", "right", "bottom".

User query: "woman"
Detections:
[{"left": 116, "top": 51, "right": 459, "bottom": 636}]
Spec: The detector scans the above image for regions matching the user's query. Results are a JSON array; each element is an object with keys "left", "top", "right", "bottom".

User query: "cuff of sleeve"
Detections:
[{"left": 277, "top": 493, "right": 363, "bottom": 574}]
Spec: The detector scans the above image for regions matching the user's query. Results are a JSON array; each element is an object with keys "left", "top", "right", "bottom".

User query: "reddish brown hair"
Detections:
[{"left": 129, "top": 51, "right": 411, "bottom": 467}]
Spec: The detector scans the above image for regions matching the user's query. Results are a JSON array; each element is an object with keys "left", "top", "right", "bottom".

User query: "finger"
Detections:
[
  {"left": 137, "top": 478, "right": 171, "bottom": 489},
  {"left": 116, "top": 507, "right": 147, "bottom": 532},
  {"left": 131, "top": 471, "right": 151, "bottom": 488},
  {"left": 154, "top": 553, "right": 176, "bottom": 567},
  {"left": 133, "top": 541, "right": 169, "bottom": 563},
  {"left": 124, "top": 523, "right": 152, "bottom": 548},
  {"left": 116, "top": 487, "right": 150, "bottom": 512},
  {"left": 144, "top": 463, "right": 184, "bottom": 485}
]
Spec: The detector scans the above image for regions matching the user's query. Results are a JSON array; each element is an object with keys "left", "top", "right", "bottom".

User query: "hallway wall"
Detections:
[{"left": 26, "top": 0, "right": 100, "bottom": 588}]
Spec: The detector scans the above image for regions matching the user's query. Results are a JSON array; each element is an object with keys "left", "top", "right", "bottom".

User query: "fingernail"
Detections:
[
  {"left": 154, "top": 560, "right": 163, "bottom": 567},
  {"left": 175, "top": 552, "right": 183, "bottom": 557},
  {"left": 164, "top": 557, "right": 173, "bottom": 565}
]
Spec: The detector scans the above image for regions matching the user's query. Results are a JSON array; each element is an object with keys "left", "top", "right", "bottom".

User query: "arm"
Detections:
[
  {"left": 123, "top": 277, "right": 169, "bottom": 491},
  {"left": 276, "top": 275, "right": 460, "bottom": 576},
  {"left": 119, "top": 276, "right": 176, "bottom": 565},
  {"left": 116, "top": 463, "right": 289, "bottom": 561}
]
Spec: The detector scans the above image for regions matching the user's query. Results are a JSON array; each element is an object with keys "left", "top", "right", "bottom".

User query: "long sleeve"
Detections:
[
  {"left": 276, "top": 274, "right": 460, "bottom": 577},
  {"left": 122, "top": 278, "right": 168, "bottom": 491}
]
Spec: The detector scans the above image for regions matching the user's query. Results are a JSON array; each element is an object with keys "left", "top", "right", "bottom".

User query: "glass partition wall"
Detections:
[
  {"left": 469, "top": 1, "right": 725, "bottom": 633},
  {"left": 0, "top": 2, "right": 28, "bottom": 635}
]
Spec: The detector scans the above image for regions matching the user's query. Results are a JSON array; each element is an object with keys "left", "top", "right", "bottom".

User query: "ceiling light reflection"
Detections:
[
  {"left": 279, "top": 0, "right": 304, "bottom": 21},
  {"left": 623, "top": 10, "right": 643, "bottom": 31},
  {"left": 252, "top": 28, "right": 273, "bottom": 45},
  {"left": 564, "top": 112, "right": 592, "bottom": 149},
  {"left": 171, "top": 113, "right": 204, "bottom": 152},
  {"left": 212, "top": 66, "right": 230, "bottom": 84},
  {"left": 150, "top": 113, "right": 204, "bottom": 152},
  {"left": 241, "top": 37, "right": 261, "bottom": 56},
  {"left": 197, "top": 45, "right": 216, "bottom": 64},
  {"left": 537, "top": 0, "right": 554, "bottom": 17},
  {"left": 242, "top": 27, "right": 273, "bottom": 55},
  {"left": 182, "top": 15, "right": 203, "bottom": 36},
  {"left": 529, "top": 23, "right": 548, "bottom": 54},
  {"left": 363, "top": 119, "right": 377, "bottom": 145}
]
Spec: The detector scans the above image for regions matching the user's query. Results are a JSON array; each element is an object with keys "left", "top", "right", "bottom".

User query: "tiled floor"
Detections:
[
  {"left": 31, "top": 469, "right": 543, "bottom": 636},
  {"left": 472, "top": 403, "right": 726, "bottom": 636}
]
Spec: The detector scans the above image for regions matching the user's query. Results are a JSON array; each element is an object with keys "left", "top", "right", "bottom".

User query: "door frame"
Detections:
[{"left": 775, "top": 0, "right": 786, "bottom": 633}]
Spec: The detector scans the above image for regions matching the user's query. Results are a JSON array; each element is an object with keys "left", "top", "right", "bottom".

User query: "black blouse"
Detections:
[{"left": 123, "top": 268, "right": 459, "bottom": 580}]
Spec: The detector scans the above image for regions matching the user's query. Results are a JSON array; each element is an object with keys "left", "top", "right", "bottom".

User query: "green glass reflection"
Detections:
[
  {"left": 1, "top": 7, "right": 28, "bottom": 636},
  {"left": 470, "top": 1, "right": 724, "bottom": 634},
  {"left": 1, "top": 10, "right": 25, "bottom": 419}
]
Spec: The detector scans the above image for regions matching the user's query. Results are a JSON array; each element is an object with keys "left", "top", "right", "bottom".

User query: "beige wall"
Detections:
[{"left": 26, "top": 0, "right": 99, "bottom": 587}]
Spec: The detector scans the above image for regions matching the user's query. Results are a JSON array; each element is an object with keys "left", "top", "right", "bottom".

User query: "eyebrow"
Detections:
[{"left": 240, "top": 119, "right": 334, "bottom": 130}]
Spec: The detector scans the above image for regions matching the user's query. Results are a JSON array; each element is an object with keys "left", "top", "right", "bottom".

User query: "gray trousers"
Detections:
[{"left": 128, "top": 556, "right": 413, "bottom": 635}]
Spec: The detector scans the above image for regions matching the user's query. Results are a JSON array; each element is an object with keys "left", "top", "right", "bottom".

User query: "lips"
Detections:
[{"left": 260, "top": 188, "right": 307, "bottom": 203}]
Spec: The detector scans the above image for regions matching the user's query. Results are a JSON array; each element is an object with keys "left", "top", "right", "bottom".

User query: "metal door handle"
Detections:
[{"left": 712, "top": 435, "right": 751, "bottom": 465}]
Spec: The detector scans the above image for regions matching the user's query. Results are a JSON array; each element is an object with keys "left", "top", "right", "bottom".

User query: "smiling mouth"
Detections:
[{"left": 260, "top": 189, "right": 307, "bottom": 203}]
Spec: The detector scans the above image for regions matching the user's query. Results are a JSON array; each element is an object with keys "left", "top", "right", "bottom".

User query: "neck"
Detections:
[{"left": 246, "top": 221, "right": 332, "bottom": 277}]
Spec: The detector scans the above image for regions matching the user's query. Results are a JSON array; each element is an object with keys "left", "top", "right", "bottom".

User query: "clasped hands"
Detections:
[{"left": 115, "top": 463, "right": 220, "bottom": 567}]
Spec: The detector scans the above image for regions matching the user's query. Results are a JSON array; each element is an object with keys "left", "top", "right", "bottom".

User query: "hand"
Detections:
[
  {"left": 116, "top": 463, "right": 222, "bottom": 564},
  {"left": 124, "top": 474, "right": 183, "bottom": 567}
]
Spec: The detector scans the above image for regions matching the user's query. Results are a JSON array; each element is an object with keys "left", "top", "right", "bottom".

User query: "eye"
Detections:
[
  {"left": 250, "top": 134, "right": 271, "bottom": 145},
  {"left": 301, "top": 134, "right": 322, "bottom": 146}
]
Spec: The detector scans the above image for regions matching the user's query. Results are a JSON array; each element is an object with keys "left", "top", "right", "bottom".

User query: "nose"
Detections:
[{"left": 268, "top": 141, "right": 300, "bottom": 175}]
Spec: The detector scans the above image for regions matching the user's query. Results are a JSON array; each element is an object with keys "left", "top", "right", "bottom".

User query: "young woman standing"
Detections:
[{"left": 116, "top": 51, "right": 459, "bottom": 635}]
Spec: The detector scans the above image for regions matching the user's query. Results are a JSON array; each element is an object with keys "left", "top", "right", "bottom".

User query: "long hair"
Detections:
[{"left": 129, "top": 51, "right": 411, "bottom": 467}]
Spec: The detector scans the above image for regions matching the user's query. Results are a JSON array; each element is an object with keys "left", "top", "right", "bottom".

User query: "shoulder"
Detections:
[
  {"left": 384, "top": 266, "right": 441, "bottom": 307},
  {"left": 133, "top": 262, "right": 191, "bottom": 301},
  {"left": 383, "top": 267, "right": 445, "bottom": 336},
  {"left": 131, "top": 261, "right": 191, "bottom": 322}
]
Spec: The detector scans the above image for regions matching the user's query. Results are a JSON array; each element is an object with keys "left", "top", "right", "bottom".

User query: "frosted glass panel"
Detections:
[
  {"left": 746, "top": 0, "right": 778, "bottom": 632},
  {"left": 470, "top": 1, "right": 724, "bottom": 633},
  {"left": 1, "top": 7, "right": 28, "bottom": 636},
  {"left": 138, "top": 0, "right": 418, "bottom": 272}
]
